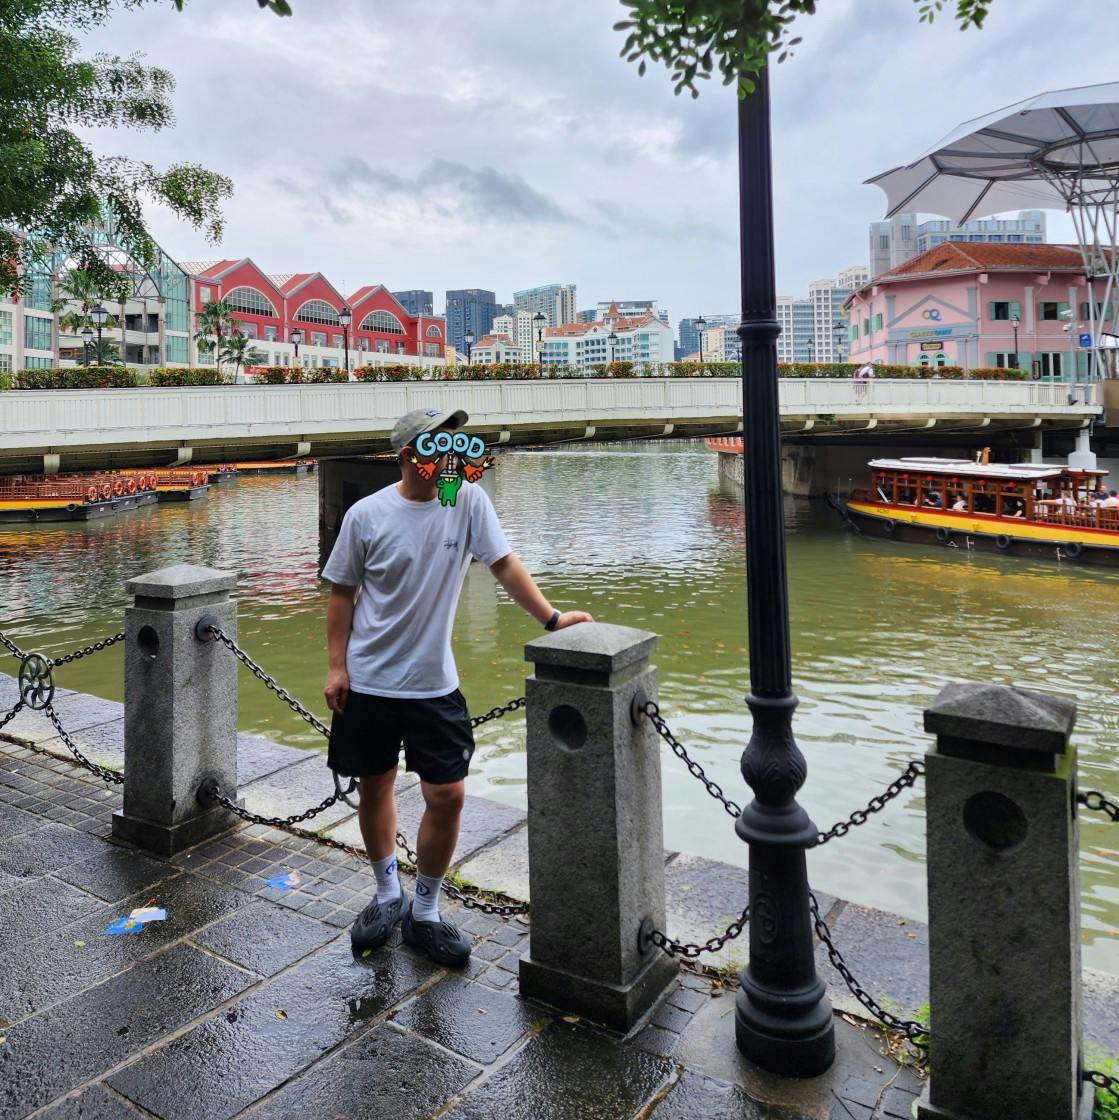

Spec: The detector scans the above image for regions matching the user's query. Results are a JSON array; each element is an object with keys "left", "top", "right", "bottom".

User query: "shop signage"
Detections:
[
  {"left": 919, "top": 341, "right": 944, "bottom": 352},
  {"left": 910, "top": 328, "right": 953, "bottom": 340}
]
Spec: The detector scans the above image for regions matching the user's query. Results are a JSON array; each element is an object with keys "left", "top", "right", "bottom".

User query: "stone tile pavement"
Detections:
[{"left": 0, "top": 736, "right": 930, "bottom": 1120}]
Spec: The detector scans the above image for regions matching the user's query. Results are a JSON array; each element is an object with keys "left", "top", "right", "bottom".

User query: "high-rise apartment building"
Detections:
[
  {"left": 445, "top": 289, "right": 499, "bottom": 355},
  {"left": 391, "top": 290, "right": 434, "bottom": 316},
  {"left": 678, "top": 314, "right": 739, "bottom": 361},
  {"left": 513, "top": 283, "right": 577, "bottom": 328},
  {"left": 776, "top": 267, "right": 867, "bottom": 363},
  {"left": 869, "top": 211, "right": 1046, "bottom": 278}
]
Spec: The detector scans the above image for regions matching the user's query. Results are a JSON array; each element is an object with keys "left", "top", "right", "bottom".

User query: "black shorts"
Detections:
[{"left": 327, "top": 688, "right": 475, "bottom": 784}]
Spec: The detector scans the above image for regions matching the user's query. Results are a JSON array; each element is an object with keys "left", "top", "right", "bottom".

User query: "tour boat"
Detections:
[
  {"left": 0, "top": 472, "right": 159, "bottom": 522},
  {"left": 119, "top": 469, "right": 211, "bottom": 502},
  {"left": 830, "top": 456, "right": 1119, "bottom": 565}
]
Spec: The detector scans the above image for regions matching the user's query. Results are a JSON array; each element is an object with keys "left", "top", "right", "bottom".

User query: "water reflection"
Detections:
[{"left": 1, "top": 445, "right": 1116, "bottom": 971}]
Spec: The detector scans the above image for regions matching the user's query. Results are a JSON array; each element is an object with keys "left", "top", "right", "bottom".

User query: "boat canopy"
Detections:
[{"left": 868, "top": 457, "right": 1108, "bottom": 482}]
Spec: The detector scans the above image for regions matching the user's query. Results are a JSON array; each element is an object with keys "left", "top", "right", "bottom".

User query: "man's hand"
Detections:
[
  {"left": 324, "top": 668, "right": 350, "bottom": 714},
  {"left": 554, "top": 611, "right": 594, "bottom": 629}
]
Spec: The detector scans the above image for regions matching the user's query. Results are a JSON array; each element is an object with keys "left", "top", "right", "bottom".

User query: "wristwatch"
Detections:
[{"left": 544, "top": 610, "right": 560, "bottom": 631}]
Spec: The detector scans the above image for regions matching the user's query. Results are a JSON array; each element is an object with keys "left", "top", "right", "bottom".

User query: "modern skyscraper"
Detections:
[
  {"left": 869, "top": 211, "right": 1047, "bottom": 279},
  {"left": 391, "top": 290, "right": 434, "bottom": 316},
  {"left": 775, "top": 267, "right": 867, "bottom": 363},
  {"left": 513, "top": 283, "right": 577, "bottom": 327},
  {"left": 678, "top": 314, "right": 739, "bottom": 361},
  {"left": 445, "top": 289, "right": 499, "bottom": 354}
]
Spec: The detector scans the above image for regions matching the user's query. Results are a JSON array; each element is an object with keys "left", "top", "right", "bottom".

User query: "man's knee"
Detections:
[
  {"left": 358, "top": 769, "right": 397, "bottom": 805},
  {"left": 422, "top": 780, "right": 465, "bottom": 817}
]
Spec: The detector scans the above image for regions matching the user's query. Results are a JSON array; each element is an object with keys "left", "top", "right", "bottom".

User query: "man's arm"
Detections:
[
  {"left": 324, "top": 583, "right": 357, "bottom": 713},
  {"left": 488, "top": 553, "right": 594, "bottom": 630}
]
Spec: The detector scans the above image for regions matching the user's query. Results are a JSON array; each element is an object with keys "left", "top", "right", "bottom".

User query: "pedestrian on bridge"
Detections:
[{"left": 321, "top": 406, "right": 593, "bottom": 967}]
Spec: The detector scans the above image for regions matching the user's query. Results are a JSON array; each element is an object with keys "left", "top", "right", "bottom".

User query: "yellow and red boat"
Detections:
[
  {"left": 0, "top": 472, "right": 159, "bottom": 522},
  {"left": 119, "top": 469, "right": 211, "bottom": 502},
  {"left": 831, "top": 456, "right": 1119, "bottom": 565}
]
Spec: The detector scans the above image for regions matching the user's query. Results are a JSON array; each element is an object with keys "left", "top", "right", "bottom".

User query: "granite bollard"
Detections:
[
  {"left": 111, "top": 564, "right": 240, "bottom": 856},
  {"left": 918, "top": 682, "right": 1091, "bottom": 1120},
  {"left": 518, "top": 623, "right": 678, "bottom": 1032}
]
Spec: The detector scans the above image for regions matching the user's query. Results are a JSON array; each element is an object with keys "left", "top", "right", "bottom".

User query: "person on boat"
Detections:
[
  {"left": 321, "top": 406, "right": 593, "bottom": 968},
  {"left": 1099, "top": 490, "right": 1119, "bottom": 509},
  {"left": 1090, "top": 484, "right": 1111, "bottom": 507},
  {"left": 1036, "top": 490, "right": 1076, "bottom": 516},
  {"left": 1007, "top": 499, "right": 1026, "bottom": 518},
  {"left": 924, "top": 489, "right": 943, "bottom": 508},
  {"left": 951, "top": 493, "right": 967, "bottom": 512}
]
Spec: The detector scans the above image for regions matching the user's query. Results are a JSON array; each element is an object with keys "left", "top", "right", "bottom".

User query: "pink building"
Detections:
[{"left": 846, "top": 243, "right": 1106, "bottom": 378}]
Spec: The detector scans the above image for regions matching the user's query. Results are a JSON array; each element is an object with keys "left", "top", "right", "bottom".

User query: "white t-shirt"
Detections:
[{"left": 322, "top": 482, "right": 511, "bottom": 698}]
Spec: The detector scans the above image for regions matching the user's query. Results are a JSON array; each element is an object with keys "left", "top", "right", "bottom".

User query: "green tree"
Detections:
[
  {"left": 51, "top": 267, "right": 125, "bottom": 346},
  {"left": 194, "top": 298, "right": 238, "bottom": 370},
  {"left": 615, "top": 0, "right": 994, "bottom": 96},
  {"left": 0, "top": 0, "right": 290, "bottom": 298},
  {"left": 221, "top": 331, "right": 265, "bottom": 380}
]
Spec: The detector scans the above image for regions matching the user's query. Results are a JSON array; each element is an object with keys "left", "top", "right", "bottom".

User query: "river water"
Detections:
[{"left": 2, "top": 442, "right": 1117, "bottom": 971}]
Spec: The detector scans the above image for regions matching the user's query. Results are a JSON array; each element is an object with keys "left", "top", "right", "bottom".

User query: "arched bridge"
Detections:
[{"left": 0, "top": 378, "right": 1099, "bottom": 474}]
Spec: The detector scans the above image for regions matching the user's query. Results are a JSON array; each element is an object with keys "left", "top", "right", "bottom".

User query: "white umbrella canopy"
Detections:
[{"left": 867, "top": 81, "right": 1119, "bottom": 222}]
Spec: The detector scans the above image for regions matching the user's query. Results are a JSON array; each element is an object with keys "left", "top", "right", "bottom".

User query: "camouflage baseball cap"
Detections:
[{"left": 389, "top": 407, "right": 469, "bottom": 452}]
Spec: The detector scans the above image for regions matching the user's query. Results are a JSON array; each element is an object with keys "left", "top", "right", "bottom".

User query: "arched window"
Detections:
[
  {"left": 359, "top": 310, "right": 405, "bottom": 335},
  {"left": 425, "top": 324, "right": 442, "bottom": 337},
  {"left": 295, "top": 299, "right": 340, "bottom": 326},
  {"left": 225, "top": 286, "right": 277, "bottom": 317}
]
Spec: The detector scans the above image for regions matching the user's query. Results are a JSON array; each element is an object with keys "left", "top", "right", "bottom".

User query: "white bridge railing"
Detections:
[{"left": 0, "top": 379, "right": 1099, "bottom": 458}]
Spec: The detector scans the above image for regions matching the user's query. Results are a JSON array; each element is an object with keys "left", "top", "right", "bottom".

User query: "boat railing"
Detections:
[{"left": 1034, "top": 506, "right": 1119, "bottom": 531}]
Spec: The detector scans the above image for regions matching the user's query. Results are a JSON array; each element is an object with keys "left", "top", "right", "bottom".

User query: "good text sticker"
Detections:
[{"left": 411, "top": 430, "right": 493, "bottom": 507}]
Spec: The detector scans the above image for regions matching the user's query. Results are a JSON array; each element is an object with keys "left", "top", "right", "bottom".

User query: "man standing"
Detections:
[{"left": 322, "top": 407, "right": 593, "bottom": 967}]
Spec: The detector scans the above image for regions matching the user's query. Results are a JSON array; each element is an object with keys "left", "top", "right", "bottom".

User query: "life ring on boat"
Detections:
[
  {"left": 1064, "top": 541, "right": 1083, "bottom": 559},
  {"left": 995, "top": 534, "right": 1012, "bottom": 550},
  {"left": 85, "top": 486, "right": 97, "bottom": 503},
  {"left": 112, "top": 479, "right": 124, "bottom": 497},
  {"left": 935, "top": 527, "right": 952, "bottom": 543},
  {"left": 192, "top": 471, "right": 205, "bottom": 486},
  {"left": 882, "top": 519, "right": 897, "bottom": 535},
  {"left": 66, "top": 502, "right": 78, "bottom": 513},
  {"left": 126, "top": 477, "right": 137, "bottom": 494},
  {"left": 147, "top": 473, "right": 158, "bottom": 489},
  {"left": 100, "top": 483, "right": 113, "bottom": 501}
]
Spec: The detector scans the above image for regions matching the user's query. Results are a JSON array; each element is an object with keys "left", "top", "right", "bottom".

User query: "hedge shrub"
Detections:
[
  {"left": 148, "top": 367, "right": 225, "bottom": 386},
  {"left": 13, "top": 365, "right": 138, "bottom": 389}
]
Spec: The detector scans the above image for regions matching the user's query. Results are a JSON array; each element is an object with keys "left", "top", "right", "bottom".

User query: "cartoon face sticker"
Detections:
[{"left": 410, "top": 429, "right": 493, "bottom": 507}]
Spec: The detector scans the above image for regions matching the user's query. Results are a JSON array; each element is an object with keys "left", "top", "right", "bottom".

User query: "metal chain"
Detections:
[
  {"left": 645, "top": 904, "right": 749, "bottom": 959},
  {"left": 1079, "top": 789, "right": 1119, "bottom": 822},
  {"left": 0, "top": 632, "right": 26, "bottom": 660},
  {"left": 205, "top": 783, "right": 346, "bottom": 828},
  {"left": 0, "top": 699, "right": 25, "bottom": 732},
  {"left": 44, "top": 703, "right": 124, "bottom": 786},
  {"left": 639, "top": 700, "right": 741, "bottom": 819},
  {"left": 812, "top": 760, "right": 926, "bottom": 847},
  {"left": 207, "top": 625, "right": 332, "bottom": 738},
  {"left": 1085, "top": 1069, "right": 1119, "bottom": 1104},
  {"left": 809, "top": 891, "right": 929, "bottom": 1050},
  {"left": 49, "top": 632, "right": 125, "bottom": 667},
  {"left": 470, "top": 696, "right": 526, "bottom": 728}
]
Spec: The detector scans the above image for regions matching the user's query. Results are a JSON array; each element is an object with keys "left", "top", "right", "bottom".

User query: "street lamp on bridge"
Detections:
[
  {"left": 291, "top": 327, "right": 304, "bottom": 361},
  {"left": 833, "top": 319, "right": 846, "bottom": 363},
  {"left": 534, "top": 312, "right": 546, "bottom": 374},
  {"left": 90, "top": 304, "right": 109, "bottom": 365},
  {"left": 695, "top": 315, "right": 706, "bottom": 364},
  {"left": 1011, "top": 313, "right": 1021, "bottom": 368},
  {"left": 608, "top": 330, "right": 618, "bottom": 366},
  {"left": 339, "top": 305, "right": 352, "bottom": 375},
  {"left": 464, "top": 326, "right": 474, "bottom": 363},
  {"left": 81, "top": 326, "right": 93, "bottom": 367}
]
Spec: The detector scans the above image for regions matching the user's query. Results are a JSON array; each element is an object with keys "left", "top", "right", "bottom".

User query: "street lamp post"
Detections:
[
  {"left": 90, "top": 304, "right": 109, "bottom": 365},
  {"left": 81, "top": 326, "right": 93, "bottom": 367},
  {"left": 1010, "top": 313, "right": 1020, "bottom": 369},
  {"left": 733, "top": 63, "right": 835, "bottom": 1077},
  {"left": 608, "top": 330, "right": 618, "bottom": 366},
  {"left": 339, "top": 305, "right": 352, "bottom": 375},
  {"left": 464, "top": 327, "right": 474, "bottom": 363},
  {"left": 832, "top": 319, "right": 846, "bottom": 364},
  {"left": 806, "top": 335, "right": 815, "bottom": 365},
  {"left": 291, "top": 327, "right": 304, "bottom": 361},
  {"left": 533, "top": 311, "right": 546, "bottom": 374},
  {"left": 695, "top": 315, "right": 706, "bottom": 365}
]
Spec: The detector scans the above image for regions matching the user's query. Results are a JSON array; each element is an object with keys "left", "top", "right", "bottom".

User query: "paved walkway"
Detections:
[{"left": 0, "top": 736, "right": 928, "bottom": 1120}]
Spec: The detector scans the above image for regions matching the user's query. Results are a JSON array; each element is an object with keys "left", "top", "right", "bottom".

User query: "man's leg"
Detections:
[
  {"left": 412, "top": 778, "right": 465, "bottom": 923},
  {"left": 359, "top": 768, "right": 401, "bottom": 904}
]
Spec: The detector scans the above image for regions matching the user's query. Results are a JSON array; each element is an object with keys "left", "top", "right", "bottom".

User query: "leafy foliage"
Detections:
[
  {"left": 615, "top": 0, "right": 994, "bottom": 97},
  {"left": 1, "top": 1, "right": 287, "bottom": 296},
  {"left": 147, "top": 366, "right": 224, "bottom": 386},
  {"left": 13, "top": 364, "right": 136, "bottom": 388},
  {"left": 221, "top": 331, "right": 265, "bottom": 376}
]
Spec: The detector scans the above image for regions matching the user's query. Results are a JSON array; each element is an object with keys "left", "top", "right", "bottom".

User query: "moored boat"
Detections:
[
  {"left": 831, "top": 456, "right": 1119, "bottom": 565},
  {"left": 0, "top": 472, "right": 158, "bottom": 523},
  {"left": 119, "top": 469, "right": 211, "bottom": 502}
]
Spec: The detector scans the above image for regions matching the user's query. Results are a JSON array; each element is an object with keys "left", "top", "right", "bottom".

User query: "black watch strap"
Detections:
[{"left": 544, "top": 610, "right": 560, "bottom": 631}]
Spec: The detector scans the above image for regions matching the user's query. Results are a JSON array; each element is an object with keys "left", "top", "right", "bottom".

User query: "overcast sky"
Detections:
[{"left": 79, "top": 0, "right": 1111, "bottom": 323}]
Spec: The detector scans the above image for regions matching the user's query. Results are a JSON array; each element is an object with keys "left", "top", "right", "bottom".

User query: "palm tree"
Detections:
[
  {"left": 221, "top": 332, "right": 265, "bottom": 381},
  {"left": 194, "top": 299, "right": 238, "bottom": 371},
  {"left": 52, "top": 267, "right": 123, "bottom": 361}
]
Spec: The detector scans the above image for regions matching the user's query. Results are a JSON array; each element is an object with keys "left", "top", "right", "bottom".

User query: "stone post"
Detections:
[
  {"left": 111, "top": 564, "right": 240, "bottom": 856},
  {"left": 519, "top": 623, "right": 678, "bottom": 1031},
  {"left": 918, "top": 682, "right": 1091, "bottom": 1120}
]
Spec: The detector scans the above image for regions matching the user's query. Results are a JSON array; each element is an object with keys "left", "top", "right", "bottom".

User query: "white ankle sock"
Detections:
[
  {"left": 370, "top": 853, "right": 401, "bottom": 904},
  {"left": 412, "top": 872, "right": 443, "bottom": 922}
]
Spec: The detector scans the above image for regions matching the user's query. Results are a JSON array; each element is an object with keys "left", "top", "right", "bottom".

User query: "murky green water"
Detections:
[{"left": 2, "top": 443, "right": 1117, "bottom": 971}]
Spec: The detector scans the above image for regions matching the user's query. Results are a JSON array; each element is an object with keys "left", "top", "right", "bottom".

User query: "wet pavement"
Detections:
[{"left": 0, "top": 736, "right": 933, "bottom": 1120}]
